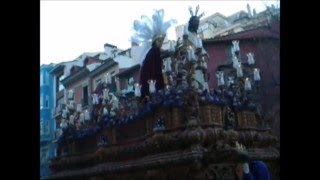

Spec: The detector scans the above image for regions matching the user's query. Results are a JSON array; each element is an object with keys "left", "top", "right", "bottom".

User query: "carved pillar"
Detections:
[
  {"left": 171, "top": 108, "right": 181, "bottom": 128},
  {"left": 203, "top": 163, "right": 237, "bottom": 180},
  {"left": 211, "top": 105, "right": 223, "bottom": 127},
  {"left": 200, "top": 105, "right": 212, "bottom": 125}
]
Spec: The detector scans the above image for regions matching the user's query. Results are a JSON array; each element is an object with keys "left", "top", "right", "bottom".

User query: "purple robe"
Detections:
[{"left": 139, "top": 46, "right": 165, "bottom": 99}]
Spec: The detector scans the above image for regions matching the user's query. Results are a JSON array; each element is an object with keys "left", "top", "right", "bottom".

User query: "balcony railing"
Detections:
[
  {"left": 81, "top": 98, "right": 89, "bottom": 107},
  {"left": 53, "top": 103, "right": 66, "bottom": 116},
  {"left": 57, "top": 90, "right": 64, "bottom": 99}
]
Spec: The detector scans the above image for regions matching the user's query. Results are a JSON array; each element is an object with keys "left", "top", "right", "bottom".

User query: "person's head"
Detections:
[
  {"left": 188, "top": 16, "right": 200, "bottom": 33},
  {"left": 187, "top": 5, "right": 205, "bottom": 33},
  {"left": 152, "top": 34, "right": 166, "bottom": 48}
]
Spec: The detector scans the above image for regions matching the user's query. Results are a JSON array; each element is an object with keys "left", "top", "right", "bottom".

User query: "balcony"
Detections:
[
  {"left": 81, "top": 98, "right": 89, "bottom": 108},
  {"left": 53, "top": 104, "right": 65, "bottom": 117},
  {"left": 57, "top": 90, "right": 64, "bottom": 99},
  {"left": 54, "top": 129, "right": 63, "bottom": 140}
]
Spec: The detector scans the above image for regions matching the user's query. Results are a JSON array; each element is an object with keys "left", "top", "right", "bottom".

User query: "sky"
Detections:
[{"left": 40, "top": 0, "right": 279, "bottom": 65}]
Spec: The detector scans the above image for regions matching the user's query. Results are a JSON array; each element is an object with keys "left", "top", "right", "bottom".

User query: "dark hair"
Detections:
[{"left": 188, "top": 16, "right": 200, "bottom": 33}]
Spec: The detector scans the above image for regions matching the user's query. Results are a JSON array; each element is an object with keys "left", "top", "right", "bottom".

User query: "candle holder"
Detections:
[{"left": 215, "top": 40, "right": 262, "bottom": 129}]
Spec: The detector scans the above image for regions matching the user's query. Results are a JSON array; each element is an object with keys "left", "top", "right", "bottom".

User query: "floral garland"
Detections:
[{"left": 57, "top": 84, "right": 257, "bottom": 145}]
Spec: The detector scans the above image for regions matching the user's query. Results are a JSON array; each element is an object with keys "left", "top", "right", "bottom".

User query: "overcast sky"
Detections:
[{"left": 40, "top": 0, "right": 279, "bottom": 65}]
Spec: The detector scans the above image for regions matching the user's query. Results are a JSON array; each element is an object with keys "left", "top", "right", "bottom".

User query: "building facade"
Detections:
[
  {"left": 175, "top": 4, "right": 279, "bottom": 41},
  {"left": 45, "top": 30, "right": 280, "bottom": 180},
  {"left": 203, "top": 20, "right": 280, "bottom": 140},
  {"left": 44, "top": 5, "right": 280, "bottom": 179},
  {"left": 40, "top": 64, "right": 56, "bottom": 177},
  {"left": 48, "top": 43, "right": 132, "bottom": 148},
  {"left": 49, "top": 56, "right": 101, "bottom": 147}
]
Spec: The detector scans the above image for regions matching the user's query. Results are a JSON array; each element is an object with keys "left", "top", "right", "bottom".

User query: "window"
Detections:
[
  {"left": 40, "top": 121, "right": 44, "bottom": 135},
  {"left": 68, "top": 89, "right": 74, "bottom": 100},
  {"left": 57, "top": 98, "right": 64, "bottom": 111},
  {"left": 45, "top": 71, "right": 49, "bottom": 85},
  {"left": 46, "top": 120, "right": 50, "bottom": 135},
  {"left": 82, "top": 86, "right": 88, "bottom": 106},
  {"left": 59, "top": 75, "right": 65, "bottom": 91},
  {"left": 53, "top": 119, "right": 56, "bottom": 133},
  {"left": 56, "top": 74, "right": 65, "bottom": 92},
  {"left": 43, "top": 72, "right": 46, "bottom": 85},
  {"left": 40, "top": 94, "right": 43, "bottom": 109},
  {"left": 109, "top": 71, "right": 117, "bottom": 93},
  {"left": 40, "top": 149, "right": 48, "bottom": 164},
  {"left": 95, "top": 78, "right": 101, "bottom": 89},
  {"left": 55, "top": 76, "right": 60, "bottom": 93},
  {"left": 45, "top": 95, "right": 49, "bottom": 108},
  {"left": 54, "top": 147, "right": 57, "bottom": 157},
  {"left": 40, "top": 72, "right": 43, "bottom": 86}
]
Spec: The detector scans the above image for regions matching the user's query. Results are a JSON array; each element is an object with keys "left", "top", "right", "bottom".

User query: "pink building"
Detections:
[{"left": 203, "top": 21, "right": 280, "bottom": 139}]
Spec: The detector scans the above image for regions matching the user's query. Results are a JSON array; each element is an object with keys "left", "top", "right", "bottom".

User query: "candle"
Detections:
[
  {"left": 232, "top": 40, "right": 240, "bottom": 51},
  {"left": 134, "top": 83, "right": 141, "bottom": 97},
  {"left": 79, "top": 113, "right": 85, "bottom": 123},
  {"left": 166, "top": 85, "right": 170, "bottom": 91},
  {"left": 227, "top": 76, "right": 234, "bottom": 87},
  {"left": 201, "top": 57, "right": 208, "bottom": 69},
  {"left": 105, "top": 73, "right": 112, "bottom": 84},
  {"left": 233, "top": 56, "right": 239, "bottom": 69},
  {"left": 69, "top": 115, "right": 74, "bottom": 125},
  {"left": 204, "top": 82, "right": 209, "bottom": 92},
  {"left": 92, "top": 93, "right": 99, "bottom": 105},
  {"left": 169, "top": 41, "right": 175, "bottom": 51},
  {"left": 84, "top": 110, "right": 90, "bottom": 120},
  {"left": 64, "top": 90, "right": 67, "bottom": 104},
  {"left": 216, "top": 71, "right": 225, "bottom": 86},
  {"left": 68, "top": 90, "right": 74, "bottom": 100},
  {"left": 103, "top": 88, "right": 109, "bottom": 100},
  {"left": 110, "top": 93, "right": 119, "bottom": 110},
  {"left": 203, "top": 61, "right": 208, "bottom": 69},
  {"left": 77, "top": 104, "right": 82, "bottom": 112},
  {"left": 165, "top": 85, "right": 170, "bottom": 95},
  {"left": 148, "top": 80, "right": 156, "bottom": 94},
  {"left": 244, "top": 78, "right": 252, "bottom": 91},
  {"left": 164, "top": 58, "right": 172, "bottom": 72},
  {"left": 60, "top": 119, "right": 68, "bottom": 129},
  {"left": 253, "top": 68, "right": 261, "bottom": 81},
  {"left": 196, "top": 38, "right": 203, "bottom": 48},
  {"left": 247, "top": 52, "right": 255, "bottom": 65},
  {"left": 220, "top": 72, "right": 225, "bottom": 86},
  {"left": 62, "top": 109, "right": 67, "bottom": 118},
  {"left": 236, "top": 64, "right": 243, "bottom": 77},
  {"left": 103, "top": 107, "right": 108, "bottom": 115},
  {"left": 69, "top": 100, "right": 74, "bottom": 110},
  {"left": 187, "top": 49, "right": 192, "bottom": 60},
  {"left": 190, "top": 48, "right": 196, "bottom": 61}
]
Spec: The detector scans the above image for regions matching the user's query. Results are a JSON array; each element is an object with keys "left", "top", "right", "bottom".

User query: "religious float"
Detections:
[{"left": 45, "top": 7, "right": 279, "bottom": 180}]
